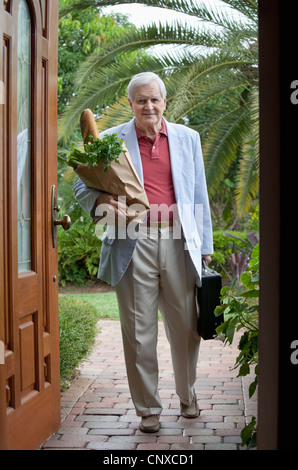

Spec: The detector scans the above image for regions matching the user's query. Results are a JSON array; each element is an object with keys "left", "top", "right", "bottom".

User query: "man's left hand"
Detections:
[{"left": 202, "top": 255, "right": 212, "bottom": 265}]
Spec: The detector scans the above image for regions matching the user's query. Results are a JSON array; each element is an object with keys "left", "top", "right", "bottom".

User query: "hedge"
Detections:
[{"left": 59, "top": 294, "right": 100, "bottom": 388}]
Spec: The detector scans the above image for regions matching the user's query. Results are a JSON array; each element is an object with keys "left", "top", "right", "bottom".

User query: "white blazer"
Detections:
[{"left": 73, "top": 118, "right": 213, "bottom": 286}]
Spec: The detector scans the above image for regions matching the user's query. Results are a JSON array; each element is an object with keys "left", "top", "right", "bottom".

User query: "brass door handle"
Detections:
[
  {"left": 54, "top": 214, "right": 71, "bottom": 230},
  {"left": 52, "top": 185, "right": 71, "bottom": 247}
]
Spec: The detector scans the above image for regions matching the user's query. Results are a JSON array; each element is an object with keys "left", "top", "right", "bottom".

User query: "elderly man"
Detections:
[{"left": 73, "top": 72, "right": 213, "bottom": 433}]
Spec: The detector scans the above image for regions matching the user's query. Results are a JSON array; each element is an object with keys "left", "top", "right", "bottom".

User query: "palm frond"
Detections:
[
  {"left": 202, "top": 105, "right": 249, "bottom": 192},
  {"left": 73, "top": 21, "right": 225, "bottom": 89},
  {"left": 97, "top": 96, "right": 133, "bottom": 130},
  {"left": 165, "top": 55, "right": 254, "bottom": 122},
  {"left": 235, "top": 137, "right": 259, "bottom": 216},
  {"left": 59, "top": 0, "right": 257, "bottom": 32},
  {"left": 220, "top": 0, "right": 258, "bottom": 23},
  {"left": 234, "top": 87, "right": 259, "bottom": 215}
]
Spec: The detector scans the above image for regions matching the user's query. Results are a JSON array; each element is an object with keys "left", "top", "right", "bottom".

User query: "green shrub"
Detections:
[
  {"left": 59, "top": 294, "right": 100, "bottom": 388},
  {"left": 212, "top": 230, "right": 249, "bottom": 278},
  {"left": 58, "top": 217, "right": 101, "bottom": 286},
  {"left": 215, "top": 243, "right": 259, "bottom": 448}
]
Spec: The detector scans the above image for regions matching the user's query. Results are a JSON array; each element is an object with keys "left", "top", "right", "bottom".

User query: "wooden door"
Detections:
[{"left": 0, "top": 0, "right": 61, "bottom": 449}]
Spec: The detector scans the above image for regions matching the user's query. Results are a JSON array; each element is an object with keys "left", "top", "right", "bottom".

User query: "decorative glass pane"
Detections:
[{"left": 17, "top": 0, "right": 32, "bottom": 273}]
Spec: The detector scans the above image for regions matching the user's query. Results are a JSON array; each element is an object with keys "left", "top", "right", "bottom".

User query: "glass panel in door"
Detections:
[{"left": 17, "top": 0, "right": 32, "bottom": 273}]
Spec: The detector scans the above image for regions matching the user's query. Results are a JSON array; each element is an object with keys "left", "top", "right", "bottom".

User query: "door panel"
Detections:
[{"left": 0, "top": 0, "right": 60, "bottom": 450}]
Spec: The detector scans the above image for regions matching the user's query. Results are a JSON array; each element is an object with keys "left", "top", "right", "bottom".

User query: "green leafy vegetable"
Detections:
[{"left": 67, "top": 134, "right": 125, "bottom": 172}]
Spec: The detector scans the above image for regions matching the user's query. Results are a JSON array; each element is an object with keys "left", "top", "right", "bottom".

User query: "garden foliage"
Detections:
[
  {"left": 59, "top": 294, "right": 100, "bottom": 388},
  {"left": 215, "top": 243, "right": 259, "bottom": 448},
  {"left": 58, "top": 216, "right": 101, "bottom": 286}
]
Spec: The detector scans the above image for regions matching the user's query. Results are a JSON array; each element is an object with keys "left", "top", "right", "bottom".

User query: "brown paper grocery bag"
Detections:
[{"left": 76, "top": 109, "right": 150, "bottom": 224}]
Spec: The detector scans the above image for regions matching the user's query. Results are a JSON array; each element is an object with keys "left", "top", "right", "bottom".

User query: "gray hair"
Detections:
[{"left": 127, "top": 72, "right": 167, "bottom": 101}]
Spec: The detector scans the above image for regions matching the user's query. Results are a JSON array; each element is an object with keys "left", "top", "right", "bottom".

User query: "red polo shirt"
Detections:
[{"left": 136, "top": 119, "right": 177, "bottom": 222}]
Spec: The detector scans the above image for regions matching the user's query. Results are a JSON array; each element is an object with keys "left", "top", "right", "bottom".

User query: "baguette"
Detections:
[{"left": 80, "top": 108, "right": 100, "bottom": 144}]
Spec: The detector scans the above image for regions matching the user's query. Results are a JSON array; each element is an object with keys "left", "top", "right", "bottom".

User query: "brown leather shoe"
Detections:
[
  {"left": 180, "top": 393, "right": 199, "bottom": 418},
  {"left": 139, "top": 414, "right": 160, "bottom": 433}
]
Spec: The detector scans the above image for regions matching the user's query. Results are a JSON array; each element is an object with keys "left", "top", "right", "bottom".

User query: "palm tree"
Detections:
[{"left": 59, "top": 0, "right": 258, "bottom": 219}]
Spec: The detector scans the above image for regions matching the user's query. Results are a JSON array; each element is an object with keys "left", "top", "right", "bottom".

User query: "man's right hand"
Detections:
[{"left": 95, "top": 193, "right": 129, "bottom": 223}]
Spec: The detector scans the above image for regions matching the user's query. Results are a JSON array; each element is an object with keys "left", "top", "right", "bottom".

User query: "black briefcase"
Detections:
[{"left": 197, "top": 260, "right": 223, "bottom": 340}]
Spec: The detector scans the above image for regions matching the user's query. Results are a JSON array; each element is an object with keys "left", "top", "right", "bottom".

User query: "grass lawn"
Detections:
[
  {"left": 64, "top": 291, "right": 120, "bottom": 320},
  {"left": 60, "top": 291, "right": 162, "bottom": 321}
]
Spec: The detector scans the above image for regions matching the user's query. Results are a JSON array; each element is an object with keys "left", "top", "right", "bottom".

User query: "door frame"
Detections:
[{"left": 258, "top": 0, "right": 298, "bottom": 450}]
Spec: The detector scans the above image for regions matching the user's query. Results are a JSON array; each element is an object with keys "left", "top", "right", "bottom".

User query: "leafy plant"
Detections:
[
  {"left": 212, "top": 230, "right": 259, "bottom": 285},
  {"left": 66, "top": 133, "right": 125, "bottom": 171},
  {"left": 58, "top": 217, "right": 101, "bottom": 286},
  {"left": 215, "top": 243, "right": 259, "bottom": 448},
  {"left": 59, "top": 294, "right": 100, "bottom": 389},
  {"left": 224, "top": 231, "right": 258, "bottom": 284}
]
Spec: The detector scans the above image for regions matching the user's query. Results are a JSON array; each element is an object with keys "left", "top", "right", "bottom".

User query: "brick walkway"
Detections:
[{"left": 41, "top": 319, "right": 257, "bottom": 451}]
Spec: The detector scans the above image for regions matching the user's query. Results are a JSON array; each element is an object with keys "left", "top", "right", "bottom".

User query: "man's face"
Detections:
[{"left": 128, "top": 81, "right": 166, "bottom": 133}]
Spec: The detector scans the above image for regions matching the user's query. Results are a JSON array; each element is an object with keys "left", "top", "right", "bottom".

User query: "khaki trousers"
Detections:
[{"left": 115, "top": 226, "right": 201, "bottom": 417}]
